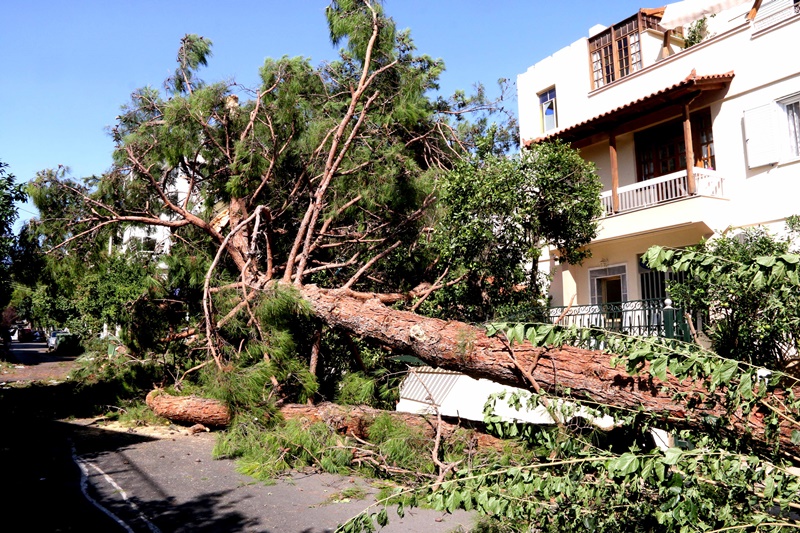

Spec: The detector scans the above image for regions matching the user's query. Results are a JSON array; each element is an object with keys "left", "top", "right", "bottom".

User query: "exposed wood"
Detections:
[
  {"left": 747, "top": 0, "right": 764, "bottom": 21},
  {"left": 144, "top": 391, "right": 512, "bottom": 450},
  {"left": 146, "top": 389, "right": 231, "bottom": 427},
  {"left": 609, "top": 133, "right": 620, "bottom": 213},
  {"left": 300, "top": 285, "right": 800, "bottom": 453},
  {"left": 683, "top": 103, "right": 697, "bottom": 195}
]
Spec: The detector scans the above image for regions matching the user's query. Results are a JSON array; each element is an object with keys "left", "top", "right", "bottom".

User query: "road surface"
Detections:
[{"left": 0, "top": 341, "right": 476, "bottom": 532}]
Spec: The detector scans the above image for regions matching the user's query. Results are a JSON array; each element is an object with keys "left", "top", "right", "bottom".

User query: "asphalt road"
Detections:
[{"left": 0, "top": 342, "right": 476, "bottom": 532}]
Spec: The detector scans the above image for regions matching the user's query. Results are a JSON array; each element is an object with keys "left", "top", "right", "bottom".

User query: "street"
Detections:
[{"left": 0, "top": 342, "right": 475, "bottom": 532}]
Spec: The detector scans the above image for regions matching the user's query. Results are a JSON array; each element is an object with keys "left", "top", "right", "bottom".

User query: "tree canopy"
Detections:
[{"left": 0, "top": 160, "right": 27, "bottom": 309}]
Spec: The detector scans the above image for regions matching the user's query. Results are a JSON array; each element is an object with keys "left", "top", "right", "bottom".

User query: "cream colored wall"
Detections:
[
  {"left": 517, "top": 38, "right": 592, "bottom": 141},
  {"left": 519, "top": 9, "right": 799, "bottom": 147},
  {"left": 562, "top": 222, "right": 714, "bottom": 305}
]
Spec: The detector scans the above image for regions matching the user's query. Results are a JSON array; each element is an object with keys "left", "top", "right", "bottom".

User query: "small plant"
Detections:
[{"left": 685, "top": 16, "right": 708, "bottom": 48}]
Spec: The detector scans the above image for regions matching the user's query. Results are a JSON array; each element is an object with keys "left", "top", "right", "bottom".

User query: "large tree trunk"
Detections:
[{"left": 301, "top": 285, "right": 799, "bottom": 453}]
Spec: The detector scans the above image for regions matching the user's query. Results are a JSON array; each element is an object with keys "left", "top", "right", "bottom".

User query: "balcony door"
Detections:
[
  {"left": 590, "top": 265, "right": 628, "bottom": 305},
  {"left": 635, "top": 108, "right": 715, "bottom": 182}
]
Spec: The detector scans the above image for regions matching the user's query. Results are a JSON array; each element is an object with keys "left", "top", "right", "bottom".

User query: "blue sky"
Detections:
[{"left": 1, "top": 0, "right": 647, "bottom": 228}]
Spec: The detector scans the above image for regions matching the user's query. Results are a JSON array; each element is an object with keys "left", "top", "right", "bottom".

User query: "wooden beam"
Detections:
[
  {"left": 683, "top": 104, "right": 696, "bottom": 196},
  {"left": 747, "top": 0, "right": 764, "bottom": 21},
  {"left": 609, "top": 133, "right": 620, "bottom": 213},
  {"left": 661, "top": 29, "right": 672, "bottom": 60}
]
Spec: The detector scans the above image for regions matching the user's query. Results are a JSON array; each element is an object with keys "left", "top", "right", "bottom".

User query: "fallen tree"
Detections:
[
  {"left": 26, "top": 2, "right": 800, "bottom": 530},
  {"left": 145, "top": 283, "right": 800, "bottom": 454},
  {"left": 301, "top": 285, "right": 800, "bottom": 454}
]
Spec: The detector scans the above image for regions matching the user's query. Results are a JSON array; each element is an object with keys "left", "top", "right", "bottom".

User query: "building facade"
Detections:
[{"left": 517, "top": 1, "right": 799, "bottom": 317}]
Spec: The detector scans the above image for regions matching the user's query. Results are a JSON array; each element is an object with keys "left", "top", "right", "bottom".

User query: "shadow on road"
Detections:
[{"left": 0, "top": 365, "right": 258, "bottom": 531}]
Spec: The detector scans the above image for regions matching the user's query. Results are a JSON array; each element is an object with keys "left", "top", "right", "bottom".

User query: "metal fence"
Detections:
[{"left": 546, "top": 298, "right": 692, "bottom": 341}]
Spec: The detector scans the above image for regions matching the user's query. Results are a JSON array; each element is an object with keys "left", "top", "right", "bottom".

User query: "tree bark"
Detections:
[
  {"left": 144, "top": 391, "right": 510, "bottom": 450},
  {"left": 300, "top": 285, "right": 800, "bottom": 453},
  {"left": 146, "top": 389, "right": 231, "bottom": 427}
]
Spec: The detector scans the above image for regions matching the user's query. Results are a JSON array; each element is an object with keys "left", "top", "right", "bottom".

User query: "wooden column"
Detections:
[
  {"left": 682, "top": 104, "right": 696, "bottom": 196},
  {"left": 609, "top": 133, "right": 620, "bottom": 213}
]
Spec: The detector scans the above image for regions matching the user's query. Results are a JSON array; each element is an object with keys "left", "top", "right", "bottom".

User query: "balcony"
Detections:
[
  {"left": 547, "top": 298, "right": 691, "bottom": 341},
  {"left": 600, "top": 168, "right": 724, "bottom": 216}
]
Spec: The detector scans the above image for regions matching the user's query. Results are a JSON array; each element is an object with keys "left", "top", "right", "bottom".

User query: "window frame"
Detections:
[
  {"left": 538, "top": 87, "right": 558, "bottom": 133},
  {"left": 779, "top": 94, "right": 800, "bottom": 159},
  {"left": 589, "top": 264, "right": 628, "bottom": 305},
  {"left": 588, "top": 10, "right": 663, "bottom": 90}
]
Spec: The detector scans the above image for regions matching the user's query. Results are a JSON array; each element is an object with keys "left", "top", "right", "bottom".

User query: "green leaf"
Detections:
[
  {"left": 755, "top": 255, "right": 776, "bottom": 267},
  {"left": 662, "top": 447, "right": 683, "bottom": 466},
  {"left": 715, "top": 359, "right": 739, "bottom": 385},
  {"left": 611, "top": 452, "right": 640, "bottom": 476},
  {"left": 738, "top": 373, "right": 753, "bottom": 400},
  {"left": 376, "top": 508, "right": 388, "bottom": 527},
  {"left": 791, "top": 430, "right": 800, "bottom": 446},
  {"left": 750, "top": 270, "right": 766, "bottom": 290},
  {"left": 650, "top": 356, "right": 669, "bottom": 382},
  {"left": 512, "top": 323, "right": 526, "bottom": 345}
]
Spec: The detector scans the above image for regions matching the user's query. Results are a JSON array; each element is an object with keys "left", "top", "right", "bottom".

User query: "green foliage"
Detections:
[
  {"left": 424, "top": 139, "right": 602, "bottom": 321},
  {"left": 340, "top": 319, "right": 800, "bottom": 532},
  {"left": 0, "top": 160, "right": 27, "bottom": 307},
  {"left": 643, "top": 223, "right": 800, "bottom": 369},
  {"left": 685, "top": 17, "right": 708, "bottom": 48}
]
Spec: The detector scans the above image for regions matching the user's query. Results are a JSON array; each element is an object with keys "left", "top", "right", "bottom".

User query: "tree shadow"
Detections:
[{"left": 0, "top": 381, "right": 265, "bottom": 532}]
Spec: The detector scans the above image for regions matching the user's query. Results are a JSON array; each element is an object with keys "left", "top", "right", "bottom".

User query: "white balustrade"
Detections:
[{"left": 599, "top": 168, "right": 723, "bottom": 216}]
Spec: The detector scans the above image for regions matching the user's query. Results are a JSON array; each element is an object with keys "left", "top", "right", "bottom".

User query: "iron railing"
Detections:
[{"left": 546, "top": 298, "right": 691, "bottom": 341}]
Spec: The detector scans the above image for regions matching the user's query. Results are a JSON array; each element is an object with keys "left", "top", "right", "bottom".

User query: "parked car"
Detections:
[
  {"left": 47, "top": 330, "right": 63, "bottom": 351},
  {"left": 32, "top": 331, "right": 43, "bottom": 342}
]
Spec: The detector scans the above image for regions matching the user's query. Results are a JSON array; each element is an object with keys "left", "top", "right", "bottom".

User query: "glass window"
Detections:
[
  {"left": 588, "top": 11, "right": 657, "bottom": 90},
  {"left": 786, "top": 100, "right": 800, "bottom": 157},
  {"left": 539, "top": 88, "right": 557, "bottom": 132}
]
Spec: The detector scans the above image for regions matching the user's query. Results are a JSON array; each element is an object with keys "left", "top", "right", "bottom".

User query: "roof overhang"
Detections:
[{"left": 525, "top": 71, "right": 735, "bottom": 148}]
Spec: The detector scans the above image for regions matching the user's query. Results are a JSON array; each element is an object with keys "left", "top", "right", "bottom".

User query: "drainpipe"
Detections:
[{"left": 609, "top": 133, "right": 620, "bottom": 213}]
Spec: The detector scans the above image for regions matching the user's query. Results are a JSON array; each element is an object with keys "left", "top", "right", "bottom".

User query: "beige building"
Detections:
[{"left": 517, "top": 0, "right": 800, "bottom": 323}]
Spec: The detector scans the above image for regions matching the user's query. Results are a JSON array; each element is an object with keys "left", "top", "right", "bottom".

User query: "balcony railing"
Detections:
[
  {"left": 600, "top": 168, "right": 724, "bottom": 216},
  {"left": 547, "top": 298, "right": 691, "bottom": 341}
]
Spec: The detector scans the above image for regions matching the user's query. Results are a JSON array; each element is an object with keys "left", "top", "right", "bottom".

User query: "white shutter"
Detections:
[{"left": 743, "top": 104, "right": 780, "bottom": 169}]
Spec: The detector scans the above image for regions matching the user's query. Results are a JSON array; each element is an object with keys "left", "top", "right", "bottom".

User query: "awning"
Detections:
[{"left": 660, "top": 0, "right": 751, "bottom": 28}]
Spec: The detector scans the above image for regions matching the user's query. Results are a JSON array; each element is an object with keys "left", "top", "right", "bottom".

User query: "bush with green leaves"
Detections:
[
  {"left": 424, "top": 139, "right": 602, "bottom": 322},
  {"left": 643, "top": 220, "right": 800, "bottom": 370}
]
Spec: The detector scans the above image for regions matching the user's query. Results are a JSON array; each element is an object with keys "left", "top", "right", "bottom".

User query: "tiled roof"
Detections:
[{"left": 525, "top": 70, "right": 735, "bottom": 146}]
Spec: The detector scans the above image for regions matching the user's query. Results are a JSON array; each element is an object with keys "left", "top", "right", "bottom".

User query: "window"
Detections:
[
  {"left": 590, "top": 265, "right": 628, "bottom": 305},
  {"left": 786, "top": 99, "right": 800, "bottom": 157},
  {"left": 588, "top": 11, "right": 662, "bottom": 89},
  {"left": 539, "top": 87, "right": 557, "bottom": 132}
]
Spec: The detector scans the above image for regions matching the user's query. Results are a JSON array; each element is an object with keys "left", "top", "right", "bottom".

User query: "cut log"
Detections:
[
  {"left": 144, "top": 391, "right": 511, "bottom": 450},
  {"left": 301, "top": 285, "right": 800, "bottom": 453},
  {"left": 145, "top": 389, "right": 231, "bottom": 427}
]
